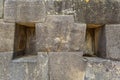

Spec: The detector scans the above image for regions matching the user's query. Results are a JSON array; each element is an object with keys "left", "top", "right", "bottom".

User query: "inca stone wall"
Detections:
[{"left": 0, "top": 0, "right": 120, "bottom": 80}]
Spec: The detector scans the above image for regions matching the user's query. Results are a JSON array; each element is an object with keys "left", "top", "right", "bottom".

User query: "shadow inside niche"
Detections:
[
  {"left": 84, "top": 24, "right": 105, "bottom": 57},
  {"left": 13, "top": 23, "right": 37, "bottom": 59}
]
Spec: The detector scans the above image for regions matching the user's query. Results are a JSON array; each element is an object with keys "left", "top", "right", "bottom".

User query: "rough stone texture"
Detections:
[
  {"left": 0, "top": 52, "right": 13, "bottom": 80},
  {"left": 0, "top": 20, "right": 15, "bottom": 52},
  {"left": 10, "top": 62, "right": 37, "bottom": 80},
  {"left": 70, "top": 23, "right": 86, "bottom": 51},
  {"left": 36, "top": 15, "right": 86, "bottom": 52},
  {"left": 10, "top": 53, "right": 48, "bottom": 80},
  {"left": 37, "top": 52, "right": 48, "bottom": 80},
  {"left": 49, "top": 52, "right": 87, "bottom": 80},
  {"left": 81, "top": 0, "right": 120, "bottom": 24},
  {"left": 0, "top": 0, "right": 4, "bottom": 18},
  {"left": 45, "top": 0, "right": 120, "bottom": 24},
  {"left": 4, "top": 0, "right": 46, "bottom": 22},
  {"left": 98, "top": 24, "right": 120, "bottom": 60},
  {"left": 0, "top": 52, "right": 48, "bottom": 80},
  {"left": 0, "top": 0, "right": 120, "bottom": 80},
  {"left": 85, "top": 57, "right": 120, "bottom": 80},
  {"left": 45, "top": 0, "right": 74, "bottom": 15}
]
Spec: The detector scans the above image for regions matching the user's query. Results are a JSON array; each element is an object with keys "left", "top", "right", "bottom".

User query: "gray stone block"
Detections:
[
  {"left": 77, "top": 0, "right": 120, "bottom": 24},
  {"left": 37, "top": 52, "right": 48, "bottom": 80},
  {"left": 70, "top": 23, "right": 86, "bottom": 51},
  {"left": 85, "top": 57, "right": 120, "bottom": 80},
  {"left": 45, "top": 0, "right": 120, "bottom": 24},
  {"left": 36, "top": 15, "right": 86, "bottom": 52},
  {"left": 10, "top": 53, "right": 48, "bottom": 80},
  {"left": 4, "top": 0, "right": 46, "bottom": 23},
  {"left": 0, "top": 0, "right": 4, "bottom": 18},
  {"left": 10, "top": 56, "right": 37, "bottom": 80},
  {"left": 105, "top": 24, "right": 120, "bottom": 60},
  {"left": 0, "top": 20, "right": 15, "bottom": 52},
  {"left": 98, "top": 24, "right": 120, "bottom": 60},
  {"left": 0, "top": 52, "right": 13, "bottom": 80},
  {"left": 49, "top": 52, "right": 87, "bottom": 80},
  {"left": 45, "top": 0, "right": 74, "bottom": 15},
  {"left": 10, "top": 62, "right": 38, "bottom": 80}
]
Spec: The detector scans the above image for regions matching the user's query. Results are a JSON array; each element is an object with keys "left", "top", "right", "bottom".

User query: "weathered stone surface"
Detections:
[
  {"left": 4, "top": 0, "right": 46, "bottom": 22},
  {"left": 36, "top": 15, "right": 86, "bottom": 52},
  {"left": 98, "top": 24, "right": 120, "bottom": 60},
  {"left": 70, "top": 23, "right": 86, "bottom": 51},
  {"left": 37, "top": 52, "right": 48, "bottom": 80},
  {"left": 45, "top": 0, "right": 120, "bottom": 24},
  {"left": 10, "top": 52, "right": 48, "bottom": 80},
  {"left": 85, "top": 57, "right": 120, "bottom": 80},
  {"left": 0, "top": 20, "right": 15, "bottom": 52},
  {"left": 10, "top": 62, "right": 37, "bottom": 80},
  {"left": 49, "top": 52, "right": 87, "bottom": 80},
  {"left": 45, "top": 0, "right": 74, "bottom": 15},
  {"left": 9, "top": 56, "right": 37, "bottom": 80},
  {"left": 83, "top": 0, "right": 120, "bottom": 24},
  {"left": 75, "top": 0, "right": 120, "bottom": 24},
  {"left": 0, "top": 52, "right": 13, "bottom": 80},
  {"left": 0, "top": 0, "right": 4, "bottom": 18}
]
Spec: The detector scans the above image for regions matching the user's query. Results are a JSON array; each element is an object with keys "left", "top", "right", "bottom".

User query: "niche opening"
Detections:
[
  {"left": 84, "top": 24, "right": 105, "bottom": 57},
  {"left": 13, "top": 23, "right": 36, "bottom": 59}
]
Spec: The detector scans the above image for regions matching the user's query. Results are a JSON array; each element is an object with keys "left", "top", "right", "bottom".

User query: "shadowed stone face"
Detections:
[{"left": 4, "top": 0, "right": 46, "bottom": 22}]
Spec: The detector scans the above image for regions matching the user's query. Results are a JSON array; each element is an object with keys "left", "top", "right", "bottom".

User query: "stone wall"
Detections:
[{"left": 0, "top": 0, "right": 120, "bottom": 80}]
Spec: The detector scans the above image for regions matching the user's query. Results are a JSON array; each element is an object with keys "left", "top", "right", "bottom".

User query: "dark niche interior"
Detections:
[
  {"left": 84, "top": 24, "right": 105, "bottom": 57},
  {"left": 13, "top": 23, "right": 36, "bottom": 59}
]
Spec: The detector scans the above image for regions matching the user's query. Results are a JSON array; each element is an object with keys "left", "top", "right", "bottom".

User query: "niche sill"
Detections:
[{"left": 12, "top": 55, "right": 37, "bottom": 63}]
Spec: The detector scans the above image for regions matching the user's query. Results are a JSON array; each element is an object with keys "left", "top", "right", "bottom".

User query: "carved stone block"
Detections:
[
  {"left": 0, "top": 20, "right": 15, "bottom": 52},
  {"left": 49, "top": 52, "right": 86, "bottom": 80},
  {"left": 4, "top": 0, "right": 46, "bottom": 22},
  {"left": 36, "top": 15, "right": 86, "bottom": 52}
]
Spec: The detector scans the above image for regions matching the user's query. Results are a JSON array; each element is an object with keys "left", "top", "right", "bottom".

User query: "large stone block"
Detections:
[
  {"left": 37, "top": 52, "right": 48, "bottom": 80},
  {"left": 45, "top": 0, "right": 120, "bottom": 24},
  {"left": 45, "top": 0, "right": 74, "bottom": 15},
  {"left": 10, "top": 52, "right": 48, "bottom": 80},
  {"left": 85, "top": 57, "right": 120, "bottom": 80},
  {"left": 98, "top": 24, "right": 120, "bottom": 60},
  {"left": 0, "top": 20, "right": 15, "bottom": 52},
  {"left": 0, "top": 52, "right": 13, "bottom": 80},
  {"left": 10, "top": 62, "right": 37, "bottom": 80},
  {"left": 36, "top": 15, "right": 86, "bottom": 52},
  {"left": 70, "top": 23, "right": 86, "bottom": 51},
  {"left": 4, "top": 0, "right": 46, "bottom": 22},
  {"left": 74, "top": 0, "right": 120, "bottom": 24},
  {"left": 49, "top": 52, "right": 87, "bottom": 80},
  {"left": 0, "top": 0, "right": 4, "bottom": 18}
]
